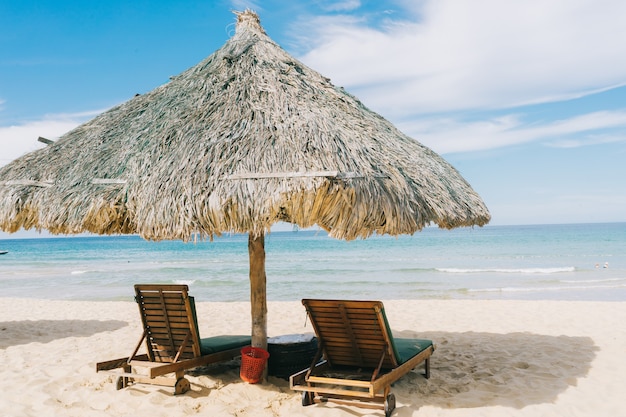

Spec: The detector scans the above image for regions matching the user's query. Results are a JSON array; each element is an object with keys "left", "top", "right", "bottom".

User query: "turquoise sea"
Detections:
[{"left": 1, "top": 223, "right": 625, "bottom": 302}]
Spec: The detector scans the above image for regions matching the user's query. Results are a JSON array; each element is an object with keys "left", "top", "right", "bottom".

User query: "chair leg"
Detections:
[
  {"left": 116, "top": 364, "right": 133, "bottom": 390},
  {"left": 425, "top": 358, "right": 431, "bottom": 379},
  {"left": 302, "top": 391, "right": 314, "bottom": 406}
]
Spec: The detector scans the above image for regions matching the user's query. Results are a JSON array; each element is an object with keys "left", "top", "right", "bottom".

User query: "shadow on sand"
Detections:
[
  {"left": 391, "top": 330, "right": 597, "bottom": 413},
  {"left": 0, "top": 319, "right": 128, "bottom": 348}
]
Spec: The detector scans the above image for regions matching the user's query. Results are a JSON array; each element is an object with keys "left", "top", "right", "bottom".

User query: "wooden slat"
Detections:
[
  {"left": 148, "top": 337, "right": 194, "bottom": 346},
  {"left": 222, "top": 171, "right": 380, "bottom": 180},
  {"left": 142, "top": 303, "right": 186, "bottom": 309},
  {"left": 143, "top": 315, "right": 189, "bottom": 322},
  {"left": 4, "top": 179, "right": 53, "bottom": 187},
  {"left": 146, "top": 327, "right": 192, "bottom": 336},
  {"left": 141, "top": 298, "right": 187, "bottom": 305},
  {"left": 144, "top": 319, "right": 188, "bottom": 326},
  {"left": 319, "top": 331, "right": 383, "bottom": 340}
]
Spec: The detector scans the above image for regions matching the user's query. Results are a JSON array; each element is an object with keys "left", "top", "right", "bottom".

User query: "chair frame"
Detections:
[
  {"left": 96, "top": 284, "right": 246, "bottom": 394},
  {"left": 290, "top": 299, "right": 434, "bottom": 416}
]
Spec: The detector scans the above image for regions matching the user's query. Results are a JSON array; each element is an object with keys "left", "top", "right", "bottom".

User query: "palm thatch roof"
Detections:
[{"left": 0, "top": 10, "right": 490, "bottom": 241}]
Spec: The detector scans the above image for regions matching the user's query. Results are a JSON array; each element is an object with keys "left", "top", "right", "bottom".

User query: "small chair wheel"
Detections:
[
  {"left": 302, "top": 392, "right": 313, "bottom": 406},
  {"left": 174, "top": 377, "right": 191, "bottom": 395},
  {"left": 384, "top": 393, "right": 396, "bottom": 417}
]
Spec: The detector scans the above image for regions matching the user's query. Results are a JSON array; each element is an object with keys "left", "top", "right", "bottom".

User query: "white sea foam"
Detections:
[
  {"left": 173, "top": 279, "right": 196, "bottom": 286},
  {"left": 437, "top": 267, "right": 576, "bottom": 274},
  {"left": 561, "top": 278, "right": 624, "bottom": 284}
]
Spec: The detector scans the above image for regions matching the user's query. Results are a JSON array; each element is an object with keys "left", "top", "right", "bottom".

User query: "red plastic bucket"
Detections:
[{"left": 240, "top": 346, "right": 270, "bottom": 384}]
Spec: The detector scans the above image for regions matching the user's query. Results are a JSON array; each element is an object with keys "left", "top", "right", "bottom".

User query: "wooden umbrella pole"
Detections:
[{"left": 248, "top": 232, "right": 268, "bottom": 351}]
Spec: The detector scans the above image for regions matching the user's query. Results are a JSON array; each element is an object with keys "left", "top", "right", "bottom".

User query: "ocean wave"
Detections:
[
  {"left": 437, "top": 267, "right": 576, "bottom": 274},
  {"left": 561, "top": 278, "right": 625, "bottom": 284}
]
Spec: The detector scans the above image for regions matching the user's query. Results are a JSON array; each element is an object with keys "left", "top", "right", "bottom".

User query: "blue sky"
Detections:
[{"left": 1, "top": 0, "right": 625, "bottom": 236}]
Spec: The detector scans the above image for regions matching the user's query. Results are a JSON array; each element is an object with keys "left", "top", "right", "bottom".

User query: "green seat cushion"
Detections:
[
  {"left": 393, "top": 338, "right": 433, "bottom": 365},
  {"left": 189, "top": 296, "right": 251, "bottom": 355},
  {"left": 379, "top": 305, "right": 432, "bottom": 365},
  {"left": 200, "top": 335, "right": 251, "bottom": 355}
]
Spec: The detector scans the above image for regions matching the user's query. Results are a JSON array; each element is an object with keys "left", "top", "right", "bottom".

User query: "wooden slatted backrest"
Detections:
[
  {"left": 135, "top": 284, "right": 202, "bottom": 362},
  {"left": 302, "top": 299, "right": 399, "bottom": 369}
]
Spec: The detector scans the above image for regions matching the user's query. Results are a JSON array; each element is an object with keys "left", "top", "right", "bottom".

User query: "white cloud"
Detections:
[
  {"left": 0, "top": 111, "right": 98, "bottom": 167},
  {"left": 396, "top": 109, "right": 626, "bottom": 154},
  {"left": 296, "top": 0, "right": 626, "bottom": 117},
  {"left": 548, "top": 133, "right": 626, "bottom": 149},
  {"left": 287, "top": 0, "right": 626, "bottom": 155}
]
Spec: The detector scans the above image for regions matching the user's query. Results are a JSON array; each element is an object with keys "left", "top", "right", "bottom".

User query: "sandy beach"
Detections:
[{"left": 1, "top": 298, "right": 624, "bottom": 417}]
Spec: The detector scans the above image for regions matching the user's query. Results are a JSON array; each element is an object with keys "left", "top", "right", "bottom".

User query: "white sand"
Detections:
[{"left": 1, "top": 298, "right": 624, "bottom": 417}]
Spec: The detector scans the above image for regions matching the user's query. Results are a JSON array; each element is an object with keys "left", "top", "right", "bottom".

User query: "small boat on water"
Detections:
[{"left": 0, "top": 251, "right": 8, "bottom": 255}]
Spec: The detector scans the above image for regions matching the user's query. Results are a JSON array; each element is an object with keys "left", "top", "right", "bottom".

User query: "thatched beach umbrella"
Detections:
[{"left": 0, "top": 10, "right": 489, "bottom": 349}]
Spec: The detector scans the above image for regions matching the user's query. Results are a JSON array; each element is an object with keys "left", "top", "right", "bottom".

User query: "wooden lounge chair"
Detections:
[
  {"left": 96, "top": 284, "right": 250, "bottom": 394},
  {"left": 290, "top": 299, "right": 435, "bottom": 416}
]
